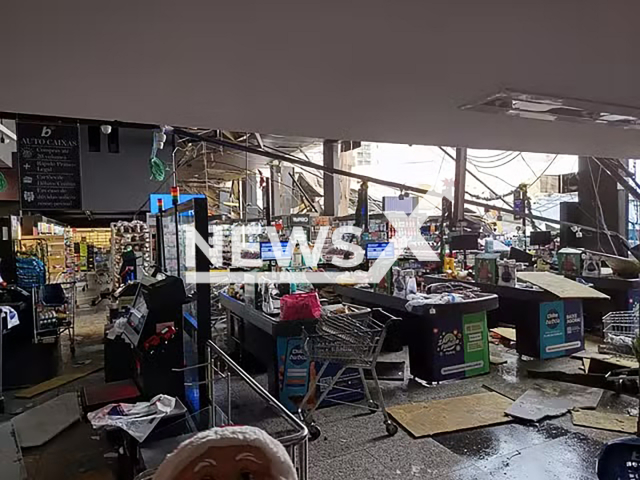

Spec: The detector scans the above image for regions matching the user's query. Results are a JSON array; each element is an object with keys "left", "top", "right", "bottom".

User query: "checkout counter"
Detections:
[
  {"left": 334, "top": 284, "right": 498, "bottom": 382},
  {"left": 421, "top": 273, "right": 608, "bottom": 360},
  {"left": 220, "top": 292, "right": 330, "bottom": 412}
]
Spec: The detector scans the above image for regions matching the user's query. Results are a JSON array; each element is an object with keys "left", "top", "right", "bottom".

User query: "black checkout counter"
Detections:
[
  {"left": 333, "top": 285, "right": 498, "bottom": 382},
  {"left": 219, "top": 293, "right": 319, "bottom": 412},
  {"left": 563, "top": 274, "right": 640, "bottom": 328},
  {"left": 421, "top": 274, "right": 588, "bottom": 360}
]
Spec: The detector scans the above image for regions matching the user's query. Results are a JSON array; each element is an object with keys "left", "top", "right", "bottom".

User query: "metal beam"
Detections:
[
  {"left": 174, "top": 129, "right": 430, "bottom": 196},
  {"left": 0, "top": 123, "right": 16, "bottom": 142},
  {"left": 464, "top": 198, "right": 627, "bottom": 241}
]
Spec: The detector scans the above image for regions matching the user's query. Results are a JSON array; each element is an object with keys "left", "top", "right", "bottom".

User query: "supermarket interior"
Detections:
[{"left": 2, "top": 3, "right": 640, "bottom": 480}]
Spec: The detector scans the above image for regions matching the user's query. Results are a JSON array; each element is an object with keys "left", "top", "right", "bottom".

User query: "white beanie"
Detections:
[{"left": 154, "top": 426, "right": 297, "bottom": 480}]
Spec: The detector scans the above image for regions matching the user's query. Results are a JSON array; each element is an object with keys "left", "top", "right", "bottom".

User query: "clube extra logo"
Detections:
[{"left": 185, "top": 207, "right": 443, "bottom": 285}]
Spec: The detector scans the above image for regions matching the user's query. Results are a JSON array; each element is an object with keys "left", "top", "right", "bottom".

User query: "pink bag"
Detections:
[{"left": 279, "top": 292, "right": 322, "bottom": 321}]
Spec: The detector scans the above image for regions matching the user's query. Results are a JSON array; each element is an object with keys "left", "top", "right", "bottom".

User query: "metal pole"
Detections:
[
  {"left": 172, "top": 137, "right": 181, "bottom": 278},
  {"left": 438, "top": 146, "right": 513, "bottom": 210},
  {"left": 453, "top": 147, "right": 467, "bottom": 227},
  {"left": 323, "top": 140, "right": 339, "bottom": 215}
]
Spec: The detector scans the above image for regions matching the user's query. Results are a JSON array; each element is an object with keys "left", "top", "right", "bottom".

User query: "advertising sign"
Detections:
[
  {"left": 539, "top": 300, "right": 583, "bottom": 359},
  {"left": 17, "top": 122, "right": 82, "bottom": 210}
]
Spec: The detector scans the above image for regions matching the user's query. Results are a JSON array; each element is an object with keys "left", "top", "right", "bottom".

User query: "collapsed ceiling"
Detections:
[{"left": 2, "top": 2, "right": 640, "bottom": 157}]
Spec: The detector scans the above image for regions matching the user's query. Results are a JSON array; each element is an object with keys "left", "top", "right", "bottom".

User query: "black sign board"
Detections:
[
  {"left": 18, "top": 122, "right": 82, "bottom": 210},
  {"left": 290, "top": 214, "right": 310, "bottom": 226}
]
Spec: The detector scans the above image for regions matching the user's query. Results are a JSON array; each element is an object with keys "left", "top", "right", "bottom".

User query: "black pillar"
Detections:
[
  {"left": 323, "top": 140, "right": 340, "bottom": 216},
  {"left": 453, "top": 147, "right": 467, "bottom": 226},
  {"left": 577, "top": 156, "right": 625, "bottom": 254}
]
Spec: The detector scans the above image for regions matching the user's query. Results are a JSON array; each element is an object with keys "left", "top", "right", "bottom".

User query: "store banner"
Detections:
[
  {"left": 431, "top": 311, "right": 489, "bottom": 381},
  {"left": 276, "top": 336, "right": 363, "bottom": 413},
  {"left": 17, "top": 122, "right": 82, "bottom": 210},
  {"left": 539, "top": 300, "right": 583, "bottom": 359}
]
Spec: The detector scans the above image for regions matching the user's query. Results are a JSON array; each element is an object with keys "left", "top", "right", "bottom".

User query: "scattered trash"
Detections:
[
  {"left": 103, "top": 452, "right": 118, "bottom": 459},
  {"left": 72, "top": 359, "right": 92, "bottom": 367},
  {"left": 91, "top": 435, "right": 101, "bottom": 440},
  {"left": 88, "top": 394, "right": 176, "bottom": 442}
]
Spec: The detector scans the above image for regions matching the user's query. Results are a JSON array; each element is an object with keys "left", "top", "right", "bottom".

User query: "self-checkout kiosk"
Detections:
[{"left": 102, "top": 273, "right": 189, "bottom": 403}]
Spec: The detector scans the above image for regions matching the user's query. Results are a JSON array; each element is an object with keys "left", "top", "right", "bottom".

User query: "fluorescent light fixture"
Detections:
[{"left": 461, "top": 90, "right": 640, "bottom": 130}]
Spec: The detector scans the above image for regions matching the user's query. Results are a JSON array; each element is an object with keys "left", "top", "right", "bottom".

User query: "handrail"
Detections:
[{"left": 205, "top": 340, "right": 308, "bottom": 447}]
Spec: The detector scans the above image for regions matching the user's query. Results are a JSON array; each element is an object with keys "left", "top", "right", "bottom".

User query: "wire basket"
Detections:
[
  {"left": 603, "top": 311, "right": 639, "bottom": 345},
  {"left": 303, "top": 312, "right": 385, "bottom": 366}
]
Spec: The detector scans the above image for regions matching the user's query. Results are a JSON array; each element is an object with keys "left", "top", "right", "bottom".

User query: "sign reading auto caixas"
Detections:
[{"left": 17, "top": 122, "right": 82, "bottom": 210}]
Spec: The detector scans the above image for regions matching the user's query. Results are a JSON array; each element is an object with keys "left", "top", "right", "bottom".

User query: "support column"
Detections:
[
  {"left": 453, "top": 147, "right": 467, "bottom": 226},
  {"left": 270, "top": 165, "right": 281, "bottom": 216},
  {"left": 281, "top": 165, "right": 294, "bottom": 215},
  {"left": 577, "top": 156, "right": 622, "bottom": 254},
  {"left": 323, "top": 140, "right": 340, "bottom": 216},
  {"left": 243, "top": 172, "right": 258, "bottom": 220}
]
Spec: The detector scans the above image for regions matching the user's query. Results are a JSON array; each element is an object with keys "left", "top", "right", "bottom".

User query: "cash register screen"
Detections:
[{"left": 127, "top": 289, "right": 149, "bottom": 336}]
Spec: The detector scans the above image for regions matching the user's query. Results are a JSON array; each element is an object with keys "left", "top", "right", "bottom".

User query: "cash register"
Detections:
[{"left": 102, "top": 273, "right": 189, "bottom": 404}]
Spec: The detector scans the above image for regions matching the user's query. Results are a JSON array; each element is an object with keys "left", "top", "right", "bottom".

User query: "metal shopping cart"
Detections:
[
  {"left": 32, "top": 281, "right": 76, "bottom": 355},
  {"left": 299, "top": 308, "right": 399, "bottom": 441}
]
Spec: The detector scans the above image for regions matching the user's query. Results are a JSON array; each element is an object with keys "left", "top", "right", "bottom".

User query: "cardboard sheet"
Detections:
[
  {"left": 572, "top": 410, "right": 637, "bottom": 434},
  {"left": 490, "top": 327, "right": 517, "bottom": 342},
  {"left": 387, "top": 392, "right": 513, "bottom": 438},
  {"left": 516, "top": 272, "right": 610, "bottom": 299},
  {"left": 15, "top": 364, "right": 103, "bottom": 399}
]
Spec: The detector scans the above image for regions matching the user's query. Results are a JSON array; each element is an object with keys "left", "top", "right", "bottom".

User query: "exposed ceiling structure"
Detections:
[
  {"left": 3, "top": 2, "right": 640, "bottom": 158},
  {"left": 175, "top": 130, "right": 320, "bottom": 211}
]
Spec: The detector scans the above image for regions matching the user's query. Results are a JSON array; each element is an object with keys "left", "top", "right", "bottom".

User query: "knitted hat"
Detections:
[{"left": 154, "top": 426, "right": 297, "bottom": 480}]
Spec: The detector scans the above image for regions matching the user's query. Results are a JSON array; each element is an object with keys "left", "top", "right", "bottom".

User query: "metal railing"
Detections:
[{"left": 205, "top": 340, "right": 309, "bottom": 480}]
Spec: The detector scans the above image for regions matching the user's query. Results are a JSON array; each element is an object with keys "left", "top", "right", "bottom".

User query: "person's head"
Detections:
[{"left": 154, "top": 426, "right": 297, "bottom": 480}]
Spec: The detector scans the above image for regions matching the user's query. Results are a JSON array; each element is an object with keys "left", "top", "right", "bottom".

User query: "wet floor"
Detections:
[{"left": 436, "top": 423, "right": 603, "bottom": 479}]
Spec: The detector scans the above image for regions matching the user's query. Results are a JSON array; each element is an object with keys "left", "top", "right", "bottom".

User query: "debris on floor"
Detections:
[
  {"left": 387, "top": 392, "right": 513, "bottom": 438},
  {"left": 12, "top": 393, "right": 80, "bottom": 448},
  {"left": 506, "top": 382, "right": 603, "bottom": 422},
  {"left": 15, "top": 364, "right": 104, "bottom": 399},
  {"left": 364, "top": 361, "right": 405, "bottom": 381},
  {"left": 571, "top": 409, "right": 638, "bottom": 434},
  {"left": 490, "top": 327, "right": 517, "bottom": 343},
  {"left": 490, "top": 353, "right": 508, "bottom": 365},
  {"left": 0, "top": 422, "right": 26, "bottom": 480}
]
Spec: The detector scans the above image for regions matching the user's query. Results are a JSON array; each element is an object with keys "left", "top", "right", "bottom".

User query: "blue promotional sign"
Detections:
[
  {"left": 276, "top": 336, "right": 363, "bottom": 412},
  {"left": 150, "top": 193, "right": 205, "bottom": 213},
  {"left": 539, "top": 300, "right": 583, "bottom": 359}
]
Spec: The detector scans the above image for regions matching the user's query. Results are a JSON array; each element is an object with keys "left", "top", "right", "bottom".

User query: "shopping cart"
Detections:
[
  {"left": 299, "top": 308, "right": 399, "bottom": 441},
  {"left": 602, "top": 311, "right": 639, "bottom": 355},
  {"left": 32, "top": 281, "right": 76, "bottom": 355}
]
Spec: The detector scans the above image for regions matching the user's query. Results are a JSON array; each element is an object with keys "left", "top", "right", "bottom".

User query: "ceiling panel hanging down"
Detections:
[{"left": 2, "top": 1, "right": 640, "bottom": 157}]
